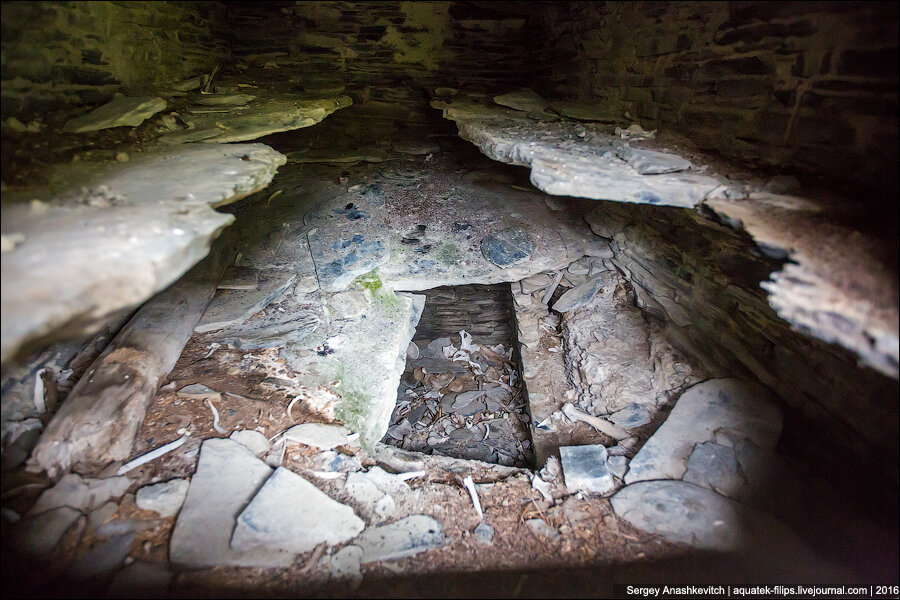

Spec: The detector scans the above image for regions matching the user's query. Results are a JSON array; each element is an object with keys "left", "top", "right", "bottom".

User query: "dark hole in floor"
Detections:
[{"left": 383, "top": 284, "right": 534, "bottom": 467}]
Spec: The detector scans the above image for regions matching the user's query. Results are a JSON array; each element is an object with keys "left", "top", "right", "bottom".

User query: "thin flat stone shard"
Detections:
[
  {"left": 354, "top": 515, "right": 444, "bottom": 563},
  {"left": 625, "top": 378, "right": 782, "bottom": 485},
  {"left": 552, "top": 275, "right": 606, "bottom": 313},
  {"left": 169, "top": 438, "right": 292, "bottom": 568},
  {"left": 196, "top": 270, "right": 296, "bottom": 333},
  {"left": 560, "top": 444, "right": 616, "bottom": 495},
  {"left": 63, "top": 95, "right": 166, "bottom": 133},
  {"left": 232, "top": 467, "right": 364, "bottom": 554},
  {"left": 434, "top": 99, "right": 720, "bottom": 208}
]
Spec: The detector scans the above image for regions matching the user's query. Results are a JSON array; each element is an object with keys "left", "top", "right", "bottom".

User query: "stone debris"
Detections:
[
  {"left": 526, "top": 518, "right": 560, "bottom": 540},
  {"left": 232, "top": 467, "right": 364, "bottom": 554},
  {"left": 218, "top": 266, "right": 260, "bottom": 290},
  {"left": 560, "top": 444, "right": 617, "bottom": 495},
  {"left": 161, "top": 96, "right": 352, "bottom": 144},
  {"left": 625, "top": 378, "right": 782, "bottom": 486},
  {"left": 473, "top": 521, "right": 494, "bottom": 544},
  {"left": 196, "top": 270, "right": 297, "bottom": 333},
  {"left": 135, "top": 479, "right": 189, "bottom": 518},
  {"left": 354, "top": 515, "right": 444, "bottom": 564},
  {"left": 169, "top": 438, "right": 293, "bottom": 568},
  {"left": 195, "top": 93, "right": 256, "bottom": 106},
  {"left": 29, "top": 473, "right": 130, "bottom": 515},
  {"left": 611, "top": 480, "right": 818, "bottom": 557},
  {"left": 321, "top": 545, "right": 364, "bottom": 589},
  {"left": 230, "top": 429, "right": 270, "bottom": 456},
  {"left": 552, "top": 275, "right": 606, "bottom": 313},
  {"left": 63, "top": 95, "right": 167, "bottom": 133},
  {"left": 283, "top": 423, "right": 351, "bottom": 450},
  {"left": 608, "top": 403, "right": 652, "bottom": 430},
  {"left": 176, "top": 383, "right": 221, "bottom": 402}
]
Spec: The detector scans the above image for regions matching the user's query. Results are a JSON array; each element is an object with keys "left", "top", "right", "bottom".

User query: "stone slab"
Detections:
[
  {"left": 354, "top": 515, "right": 444, "bottom": 563},
  {"left": 625, "top": 378, "right": 782, "bottom": 485},
  {"left": 232, "top": 467, "right": 364, "bottom": 554},
  {"left": 169, "top": 438, "right": 292, "bottom": 568},
  {"left": 135, "top": 479, "right": 189, "bottom": 518},
  {"left": 196, "top": 270, "right": 296, "bottom": 333}
]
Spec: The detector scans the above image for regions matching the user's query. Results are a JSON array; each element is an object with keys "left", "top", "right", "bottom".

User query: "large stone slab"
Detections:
[
  {"left": 433, "top": 99, "right": 721, "bottom": 208},
  {"left": 1, "top": 144, "right": 285, "bottom": 366},
  {"left": 63, "top": 95, "right": 166, "bottom": 133},
  {"left": 625, "top": 378, "right": 782, "bottom": 485},
  {"left": 232, "top": 467, "right": 364, "bottom": 554},
  {"left": 494, "top": 88, "right": 549, "bottom": 113},
  {"left": 169, "top": 438, "right": 292, "bottom": 568},
  {"left": 354, "top": 515, "right": 444, "bottom": 563}
]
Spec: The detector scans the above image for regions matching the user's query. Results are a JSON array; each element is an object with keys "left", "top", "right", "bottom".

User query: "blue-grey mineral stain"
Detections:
[{"left": 480, "top": 227, "right": 536, "bottom": 267}]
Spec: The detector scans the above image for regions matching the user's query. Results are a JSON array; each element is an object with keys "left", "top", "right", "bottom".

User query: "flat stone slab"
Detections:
[
  {"left": 71, "top": 532, "right": 134, "bottom": 579},
  {"left": 625, "top": 378, "right": 782, "bottom": 485},
  {"left": 552, "top": 275, "right": 605, "bottom": 313},
  {"left": 354, "top": 515, "right": 444, "bottom": 563},
  {"left": 433, "top": 99, "right": 721, "bottom": 208},
  {"left": 283, "top": 423, "right": 351, "bottom": 450},
  {"left": 162, "top": 96, "right": 351, "bottom": 144},
  {"left": 615, "top": 145, "right": 692, "bottom": 175},
  {"left": 196, "top": 270, "right": 296, "bottom": 333},
  {"left": 560, "top": 444, "right": 616, "bottom": 495},
  {"left": 63, "top": 95, "right": 166, "bottom": 132},
  {"left": 135, "top": 479, "right": 189, "bottom": 518},
  {"left": 218, "top": 266, "right": 259, "bottom": 290},
  {"left": 494, "top": 89, "right": 549, "bottom": 113},
  {"left": 549, "top": 101, "right": 619, "bottom": 123},
  {"left": 169, "top": 438, "right": 292, "bottom": 568},
  {"left": 195, "top": 93, "right": 256, "bottom": 106},
  {"left": 1, "top": 143, "right": 285, "bottom": 366},
  {"left": 611, "top": 480, "right": 815, "bottom": 554},
  {"left": 232, "top": 467, "right": 364, "bottom": 554}
]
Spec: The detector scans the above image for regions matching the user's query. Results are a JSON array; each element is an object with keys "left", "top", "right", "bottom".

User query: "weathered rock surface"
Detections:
[
  {"left": 135, "top": 479, "right": 189, "bottom": 518},
  {"left": 1, "top": 143, "right": 285, "bottom": 366},
  {"left": 63, "top": 95, "right": 166, "bottom": 132},
  {"left": 481, "top": 228, "right": 535, "bottom": 267},
  {"left": 71, "top": 532, "right": 134, "bottom": 578},
  {"left": 354, "top": 515, "right": 444, "bottom": 563},
  {"left": 232, "top": 467, "right": 364, "bottom": 554},
  {"left": 433, "top": 99, "right": 721, "bottom": 208},
  {"left": 625, "top": 378, "right": 782, "bottom": 485},
  {"left": 107, "top": 562, "right": 174, "bottom": 597},
  {"left": 230, "top": 429, "right": 270, "bottom": 456},
  {"left": 552, "top": 275, "right": 605, "bottom": 313},
  {"left": 169, "top": 438, "right": 292, "bottom": 568}
]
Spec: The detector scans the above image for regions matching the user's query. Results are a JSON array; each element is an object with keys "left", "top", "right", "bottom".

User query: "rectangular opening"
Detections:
[{"left": 383, "top": 284, "right": 534, "bottom": 466}]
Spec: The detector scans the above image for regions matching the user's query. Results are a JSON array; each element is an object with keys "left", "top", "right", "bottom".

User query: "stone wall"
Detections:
[
  {"left": 586, "top": 201, "right": 899, "bottom": 498},
  {"left": 226, "top": 1, "right": 531, "bottom": 145},
  {"left": 1, "top": 1, "right": 228, "bottom": 118},
  {"left": 529, "top": 1, "right": 899, "bottom": 198}
]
